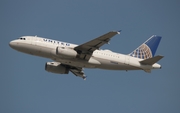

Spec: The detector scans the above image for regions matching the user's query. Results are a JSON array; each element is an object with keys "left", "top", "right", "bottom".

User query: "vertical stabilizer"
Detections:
[{"left": 129, "top": 35, "right": 162, "bottom": 59}]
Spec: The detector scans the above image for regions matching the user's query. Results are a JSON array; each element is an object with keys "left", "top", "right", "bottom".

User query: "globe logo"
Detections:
[{"left": 130, "top": 44, "right": 152, "bottom": 59}]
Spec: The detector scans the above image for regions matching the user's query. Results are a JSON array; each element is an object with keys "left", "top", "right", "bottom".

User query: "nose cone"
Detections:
[
  {"left": 9, "top": 40, "right": 16, "bottom": 49},
  {"left": 9, "top": 40, "right": 20, "bottom": 50}
]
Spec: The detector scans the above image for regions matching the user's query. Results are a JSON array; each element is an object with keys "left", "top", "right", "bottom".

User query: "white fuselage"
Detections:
[{"left": 9, "top": 36, "right": 161, "bottom": 71}]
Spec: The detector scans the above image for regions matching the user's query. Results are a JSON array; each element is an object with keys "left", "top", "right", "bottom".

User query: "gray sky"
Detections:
[{"left": 1, "top": 0, "right": 180, "bottom": 113}]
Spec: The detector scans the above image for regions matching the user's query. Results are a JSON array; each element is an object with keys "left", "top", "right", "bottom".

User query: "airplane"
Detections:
[{"left": 9, "top": 30, "right": 163, "bottom": 80}]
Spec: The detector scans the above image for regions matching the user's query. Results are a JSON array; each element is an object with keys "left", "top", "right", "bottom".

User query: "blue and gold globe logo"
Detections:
[{"left": 129, "top": 44, "right": 152, "bottom": 59}]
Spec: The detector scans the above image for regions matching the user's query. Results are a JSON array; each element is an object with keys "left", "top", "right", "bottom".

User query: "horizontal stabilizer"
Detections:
[{"left": 140, "top": 55, "right": 164, "bottom": 65}]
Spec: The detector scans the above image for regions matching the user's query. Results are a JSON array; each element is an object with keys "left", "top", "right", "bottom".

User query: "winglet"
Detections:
[{"left": 117, "top": 30, "right": 122, "bottom": 34}]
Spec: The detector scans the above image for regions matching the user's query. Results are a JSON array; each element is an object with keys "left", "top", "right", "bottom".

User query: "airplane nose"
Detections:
[{"left": 9, "top": 40, "right": 17, "bottom": 49}]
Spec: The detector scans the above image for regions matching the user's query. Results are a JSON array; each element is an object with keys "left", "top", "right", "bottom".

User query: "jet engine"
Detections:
[
  {"left": 55, "top": 47, "right": 77, "bottom": 58},
  {"left": 45, "top": 62, "right": 69, "bottom": 74}
]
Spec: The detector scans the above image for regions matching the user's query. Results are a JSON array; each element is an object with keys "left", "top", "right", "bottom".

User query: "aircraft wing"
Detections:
[
  {"left": 70, "top": 67, "right": 86, "bottom": 80},
  {"left": 74, "top": 30, "right": 121, "bottom": 60}
]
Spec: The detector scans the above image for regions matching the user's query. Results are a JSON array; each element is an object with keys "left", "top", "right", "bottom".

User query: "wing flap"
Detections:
[
  {"left": 70, "top": 67, "right": 86, "bottom": 80},
  {"left": 140, "top": 55, "right": 164, "bottom": 65}
]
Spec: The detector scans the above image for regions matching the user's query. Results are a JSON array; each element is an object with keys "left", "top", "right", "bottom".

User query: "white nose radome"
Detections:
[{"left": 9, "top": 40, "right": 17, "bottom": 49}]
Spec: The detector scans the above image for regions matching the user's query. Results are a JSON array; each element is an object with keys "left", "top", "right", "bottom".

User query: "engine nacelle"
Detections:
[
  {"left": 45, "top": 62, "right": 69, "bottom": 74},
  {"left": 56, "top": 47, "right": 77, "bottom": 58}
]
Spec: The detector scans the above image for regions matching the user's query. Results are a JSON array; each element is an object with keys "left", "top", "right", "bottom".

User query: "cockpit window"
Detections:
[{"left": 18, "top": 38, "right": 26, "bottom": 40}]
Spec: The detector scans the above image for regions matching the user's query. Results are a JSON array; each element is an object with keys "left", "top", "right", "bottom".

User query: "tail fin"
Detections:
[{"left": 129, "top": 35, "right": 162, "bottom": 59}]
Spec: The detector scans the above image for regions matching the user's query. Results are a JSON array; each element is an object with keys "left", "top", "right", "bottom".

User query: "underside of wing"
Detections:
[
  {"left": 70, "top": 67, "right": 86, "bottom": 80},
  {"left": 74, "top": 30, "right": 121, "bottom": 60}
]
